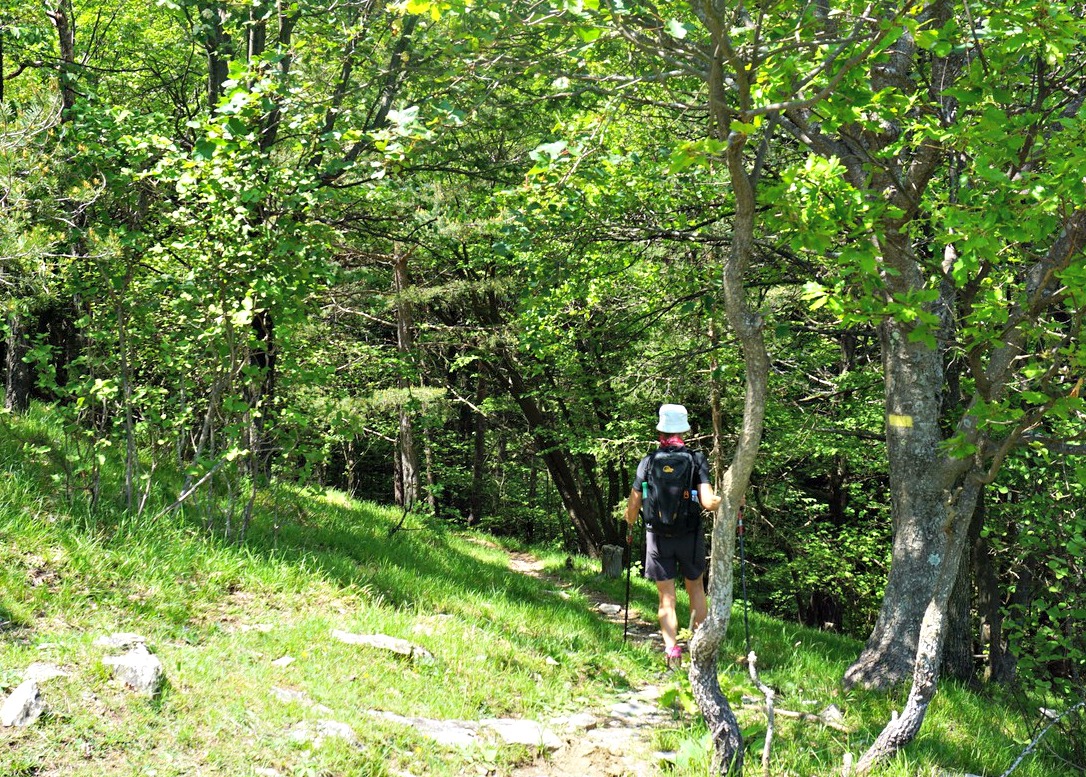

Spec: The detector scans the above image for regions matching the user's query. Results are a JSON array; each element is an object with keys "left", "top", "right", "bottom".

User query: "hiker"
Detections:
[{"left": 624, "top": 403, "right": 721, "bottom": 668}]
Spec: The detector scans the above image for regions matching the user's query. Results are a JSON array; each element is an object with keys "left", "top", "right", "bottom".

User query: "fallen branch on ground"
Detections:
[
  {"left": 747, "top": 651, "right": 776, "bottom": 777},
  {"left": 999, "top": 699, "right": 1085, "bottom": 777},
  {"left": 740, "top": 700, "right": 852, "bottom": 733}
]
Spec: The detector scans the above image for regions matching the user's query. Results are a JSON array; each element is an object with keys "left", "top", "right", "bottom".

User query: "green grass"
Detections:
[{"left": 1, "top": 405, "right": 1082, "bottom": 776}]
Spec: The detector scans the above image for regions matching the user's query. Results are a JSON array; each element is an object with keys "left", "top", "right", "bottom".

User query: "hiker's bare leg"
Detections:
[
  {"left": 656, "top": 579, "right": 679, "bottom": 649},
  {"left": 685, "top": 574, "right": 707, "bottom": 633}
]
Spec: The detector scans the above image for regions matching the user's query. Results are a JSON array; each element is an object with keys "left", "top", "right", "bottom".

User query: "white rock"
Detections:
[
  {"left": 23, "top": 662, "right": 69, "bottom": 682},
  {"left": 271, "top": 687, "right": 309, "bottom": 704},
  {"left": 609, "top": 699, "right": 658, "bottom": 720},
  {"left": 366, "top": 710, "right": 479, "bottom": 748},
  {"left": 102, "top": 644, "right": 164, "bottom": 695},
  {"left": 480, "top": 718, "right": 563, "bottom": 751},
  {"left": 1, "top": 680, "right": 45, "bottom": 727},
  {"left": 598, "top": 604, "right": 622, "bottom": 616},
  {"left": 331, "top": 630, "right": 434, "bottom": 664},
  {"left": 94, "top": 633, "right": 146, "bottom": 650},
  {"left": 820, "top": 704, "right": 846, "bottom": 727},
  {"left": 271, "top": 655, "right": 295, "bottom": 667},
  {"left": 290, "top": 719, "right": 359, "bottom": 748},
  {"left": 560, "top": 712, "right": 599, "bottom": 732}
]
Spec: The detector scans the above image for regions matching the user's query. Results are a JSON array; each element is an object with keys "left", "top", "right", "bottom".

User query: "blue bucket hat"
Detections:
[{"left": 656, "top": 403, "right": 690, "bottom": 434}]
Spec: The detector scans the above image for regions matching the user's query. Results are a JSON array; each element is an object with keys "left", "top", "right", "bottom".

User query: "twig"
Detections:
[
  {"left": 157, "top": 457, "right": 229, "bottom": 518},
  {"left": 387, "top": 503, "right": 412, "bottom": 538},
  {"left": 747, "top": 651, "right": 776, "bottom": 777},
  {"left": 999, "top": 700, "right": 1085, "bottom": 777},
  {"left": 741, "top": 702, "right": 853, "bottom": 733}
]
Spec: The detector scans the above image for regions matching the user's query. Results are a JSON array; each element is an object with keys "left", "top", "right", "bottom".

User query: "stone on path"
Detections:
[
  {"left": 367, "top": 710, "right": 562, "bottom": 751},
  {"left": 102, "top": 644, "right": 164, "bottom": 696},
  {"left": 480, "top": 718, "right": 563, "bottom": 751},
  {"left": 270, "top": 686, "right": 332, "bottom": 714},
  {"left": 597, "top": 603, "right": 623, "bottom": 617},
  {"left": 367, "top": 710, "right": 479, "bottom": 748},
  {"left": 331, "top": 629, "right": 435, "bottom": 664},
  {"left": 289, "top": 719, "right": 359, "bottom": 748},
  {"left": 552, "top": 712, "right": 598, "bottom": 732},
  {"left": 1, "top": 680, "right": 45, "bottom": 727}
]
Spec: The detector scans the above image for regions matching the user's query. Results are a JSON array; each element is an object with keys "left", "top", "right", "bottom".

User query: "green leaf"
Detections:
[
  {"left": 666, "top": 19, "right": 689, "bottom": 39},
  {"left": 193, "top": 139, "right": 217, "bottom": 160},
  {"left": 574, "top": 26, "right": 602, "bottom": 43}
]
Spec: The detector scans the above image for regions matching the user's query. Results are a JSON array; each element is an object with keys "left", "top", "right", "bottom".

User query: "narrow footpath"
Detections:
[{"left": 505, "top": 551, "right": 684, "bottom": 777}]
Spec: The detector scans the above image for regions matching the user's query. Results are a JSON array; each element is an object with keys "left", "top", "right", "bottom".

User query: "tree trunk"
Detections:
[
  {"left": 469, "top": 372, "right": 487, "bottom": 525},
  {"left": 844, "top": 238, "right": 949, "bottom": 690},
  {"left": 247, "top": 309, "right": 276, "bottom": 479},
  {"left": 941, "top": 541, "right": 974, "bottom": 683},
  {"left": 491, "top": 350, "right": 614, "bottom": 555},
  {"left": 199, "top": 1, "right": 232, "bottom": 109},
  {"left": 856, "top": 478, "right": 982, "bottom": 773},
  {"left": 393, "top": 247, "right": 420, "bottom": 509},
  {"left": 46, "top": 0, "right": 76, "bottom": 118},
  {"left": 973, "top": 493, "right": 1014, "bottom": 682},
  {"left": 686, "top": 64, "right": 771, "bottom": 765},
  {"left": 4, "top": 313, "right": 32, "bottom": 413}
]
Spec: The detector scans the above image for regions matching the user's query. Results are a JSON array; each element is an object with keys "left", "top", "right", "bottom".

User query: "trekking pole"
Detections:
[
  {"left": 738, "top": 499, "right": 752, "bottom": 656},
  {"left": 623, "top": 519, "right": 634, "bottom": 643}
]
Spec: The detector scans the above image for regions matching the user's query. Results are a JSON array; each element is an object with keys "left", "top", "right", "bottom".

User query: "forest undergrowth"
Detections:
[{"left": 1, "top": 406, "right": 1080, "bottom": 777}]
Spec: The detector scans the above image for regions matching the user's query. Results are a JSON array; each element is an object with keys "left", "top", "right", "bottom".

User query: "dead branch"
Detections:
[{"left": 746, "top": 651, "right": 776, "bottom": 777}]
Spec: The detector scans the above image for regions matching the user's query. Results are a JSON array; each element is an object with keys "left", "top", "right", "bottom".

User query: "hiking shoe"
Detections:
[{"left": 665, "top": 645, "right": 683, "bottom": 670}]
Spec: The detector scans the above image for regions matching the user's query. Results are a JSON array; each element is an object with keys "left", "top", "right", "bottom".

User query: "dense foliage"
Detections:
[{"left": 3, "top": 1, "right": 1085, "bottom": 771}]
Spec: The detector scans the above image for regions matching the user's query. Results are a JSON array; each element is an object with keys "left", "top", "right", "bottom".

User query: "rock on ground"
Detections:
[
  {"left": 102, "top": 644, "right": 164, "bottom": 696},
  {"left": 289, "top": 719, "right": 359, "bottom": 748},
  {"left": 1, "top": 680, "right": 45, "bottom": 727},
  {"left": 23, "top": 662, "right": 69, "bottom": 683},
  {"left": 331, "top": 629, "right": 435, "bottom": 664},
  {"left": 366, "top": 710, "right": 563, "bottom": 752}
]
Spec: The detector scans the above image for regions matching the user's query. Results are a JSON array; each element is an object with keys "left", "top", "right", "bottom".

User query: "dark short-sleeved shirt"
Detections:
[{"left": 632, "top": 446, "right": 711, "bottom": 495}]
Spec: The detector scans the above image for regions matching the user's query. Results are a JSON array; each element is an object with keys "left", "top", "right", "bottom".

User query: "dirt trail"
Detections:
[{"left": 505, "top": 551, "right": 680, "bottom": 777}]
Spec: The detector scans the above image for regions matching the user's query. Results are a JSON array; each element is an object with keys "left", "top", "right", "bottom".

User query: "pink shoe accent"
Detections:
[{"left": 665, "top": 645, "right": 683, "bottom": 669}]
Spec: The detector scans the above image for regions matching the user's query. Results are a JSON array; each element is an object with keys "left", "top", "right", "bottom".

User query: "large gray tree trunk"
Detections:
[
  {"left": 845, "top": 313, "right": 947, "bottom": 689},
  {"left": 855, "top": 479, "right": 982, "bottom": 773}
]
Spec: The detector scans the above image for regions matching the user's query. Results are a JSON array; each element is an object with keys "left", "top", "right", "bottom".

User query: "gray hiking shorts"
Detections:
[{"left": 645, "top": 528, "right": 706, "bottom": 582}]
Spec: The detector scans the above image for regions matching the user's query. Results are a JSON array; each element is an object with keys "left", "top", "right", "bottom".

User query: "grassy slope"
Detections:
[{"left": 0, "top": 407, "right": 1077, "bottom": 776}]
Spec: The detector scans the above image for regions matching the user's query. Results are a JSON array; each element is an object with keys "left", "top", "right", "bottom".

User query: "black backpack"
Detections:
[{"left": 642, "top": 448, "right": 702, "bottom": 536}]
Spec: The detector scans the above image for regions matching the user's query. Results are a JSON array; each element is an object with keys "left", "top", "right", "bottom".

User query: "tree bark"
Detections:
[
  {"left": 469, "top": 372, "right": 487, "bottom": 525},
  {"left": 4, "top": 313, "right": 32, "bottom": 413},
  {"left": 844, "top": 314, "right": 947, "bottom": 688},
  {"left": 972, "top": 493, "right": 1014, "bottom": 682},
  {"left": 855, "top": 478, "right": 982, "bottom": 774},
  {"left": 45, "top": 0, "right": 76, "bottom": 118},
  {"left": 941, "top": 538, "right": 974, "bottom": 683},
  {"left": 198, "top": 1, "right": 232, "bottom": 109},
  {"left": 393, "top": 246, "right": 420, "bottom": 509}
]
